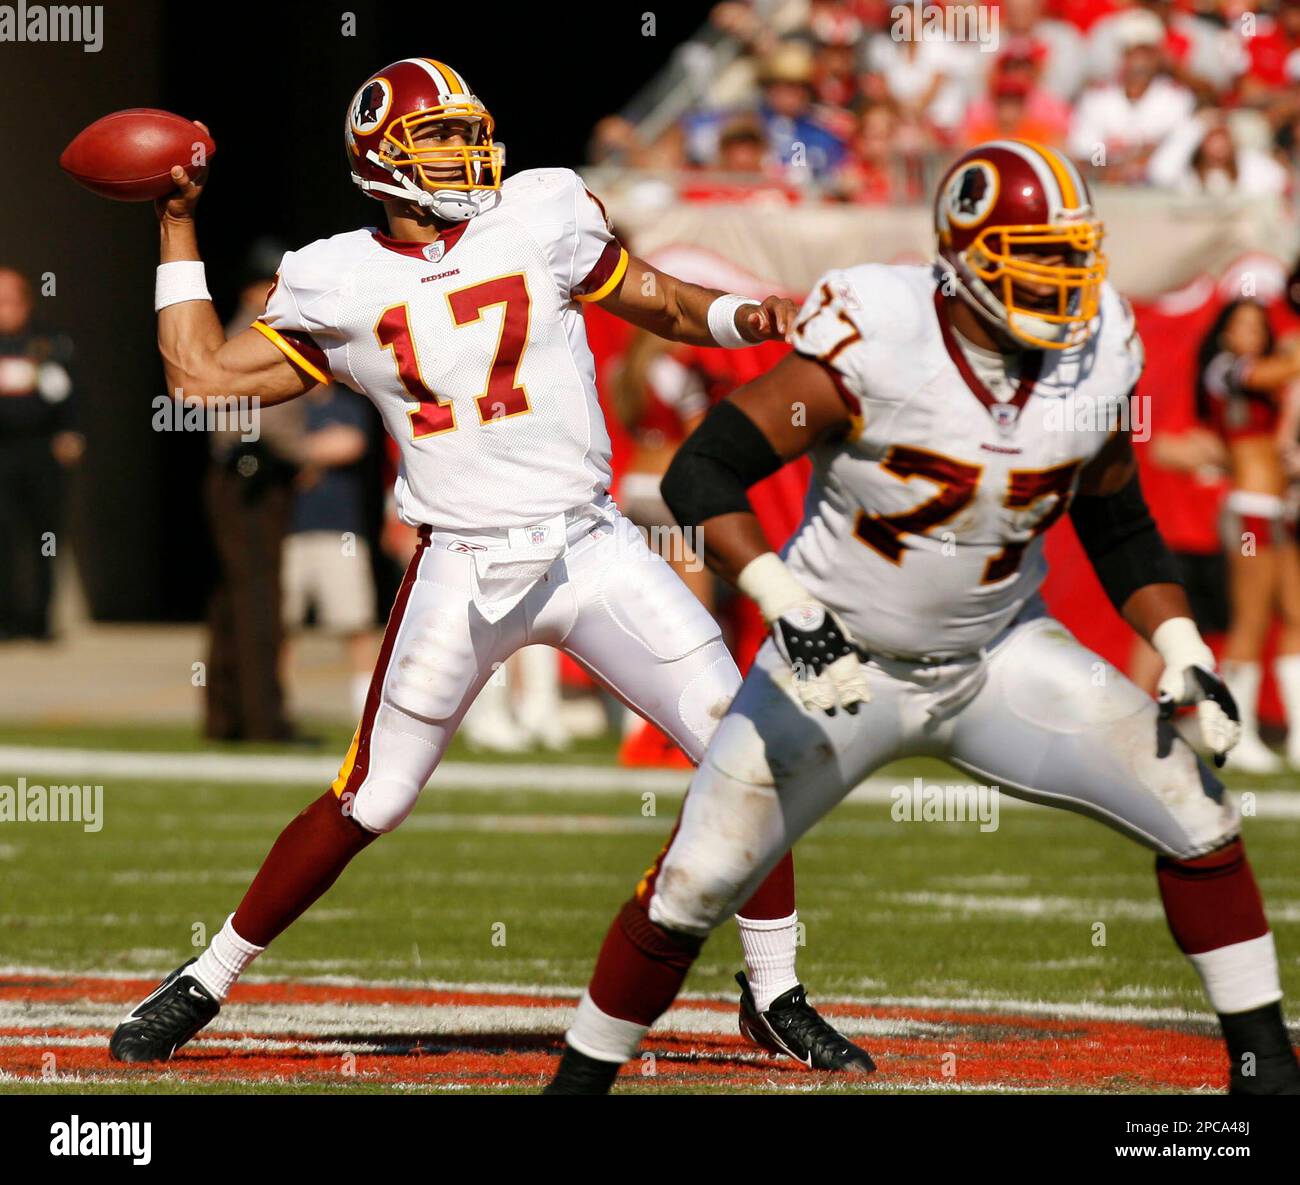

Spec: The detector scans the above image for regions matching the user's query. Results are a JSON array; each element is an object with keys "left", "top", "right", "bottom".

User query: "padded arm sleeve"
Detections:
[
  {"left": 660, "top": 399, "right": 784, "bottom": 529},
  {"left": 1068, "top": 470, "right": 1182, "bottom": 612}
]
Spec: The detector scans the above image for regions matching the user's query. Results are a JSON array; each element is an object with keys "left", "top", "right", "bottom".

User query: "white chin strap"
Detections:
[
  {"left": 956, "top": 265, "right": 1075, "bottom": 348},
  {"left": 1007, "top": 309, "right": 1071, "bottom": 346},
  {"left": 356, "top": 150, "right": 490, "bottom": 222}
]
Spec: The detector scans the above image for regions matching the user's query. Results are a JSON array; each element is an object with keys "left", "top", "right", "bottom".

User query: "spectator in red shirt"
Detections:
[
  {"left": 835, "top": 102, "right": 925, "bottom": 203},
  {"left": 1240, "top": 0, "right": 1300, "bottom": 107},
  {"left": 1048, "top": 0, "right": 1121, "bottom": 33},
  {"left": 1000, "top": 0, "right": 1089, "bottom": 100},
  {"left": 811, "top": 33, "right": 861, "bottom": 115}
]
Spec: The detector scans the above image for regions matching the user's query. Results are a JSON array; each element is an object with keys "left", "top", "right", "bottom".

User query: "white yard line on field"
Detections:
[
  {"left": 3, "top": 746, "right": 1300, "bottom": 817},
  {"left": 0, "top": 746, "right": 689, "bottom": 793},
  {"left": 0, "top": 999, "right": 941, "bottom": 1041},
  {"left": 0, "top": 962, "right": 1241, "bottom": 1028}
]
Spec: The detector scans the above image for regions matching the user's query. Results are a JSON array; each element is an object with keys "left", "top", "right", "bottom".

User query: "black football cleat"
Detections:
[
  {"left": 542, "top": 1043, "right": 622, "bottom": 1095},
  {"left": 1223, "top": 1001, "right": 1300, "bottom": 1094},
  {"left": 737, "top": 971, "right": 876, "bottom": 1073},
  {"left": 1228, "top": 1053, "right": 1300, "bottom": 1095},
  {"left": 109, "top": 959, "right": 220, "bottom": 1063}
]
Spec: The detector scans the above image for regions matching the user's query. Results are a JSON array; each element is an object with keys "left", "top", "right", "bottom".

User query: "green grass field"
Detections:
[{"left": 2, "top": 722, "right": 1298, "bottom": 1094}]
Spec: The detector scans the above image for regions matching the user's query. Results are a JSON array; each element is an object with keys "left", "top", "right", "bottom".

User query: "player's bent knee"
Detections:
[
  {"left": 647, "top": 869, "right": 734, "bottom": 938},
  {"left": 647, "top": 773, "right": 778, "bottom": 936},
  {"left": 674, "top": 643, "right": 741, "bottom": 754},
  {"left": 350, "top": 778, "right": 421, "bottom": 834}
]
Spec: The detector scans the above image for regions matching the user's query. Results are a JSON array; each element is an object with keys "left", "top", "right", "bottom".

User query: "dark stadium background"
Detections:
[{"left": 0, "top": 0, "right": 711, "bottom": 621}]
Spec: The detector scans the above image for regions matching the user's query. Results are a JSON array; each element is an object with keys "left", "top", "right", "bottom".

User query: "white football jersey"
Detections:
[
  {"left": 254, "top": 168, "right": 628, "bottom": 531},
  {"left": 784, "top": 264, "right": 1144, "bottom": 660}
]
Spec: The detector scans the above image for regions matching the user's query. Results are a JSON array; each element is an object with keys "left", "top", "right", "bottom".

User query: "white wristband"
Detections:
[
  {"left": 737, "top": 552, "right": 813, "bottom": 624},
  {"left": 707, "top": 294, "right": 761, "bottom": 349},
  {"left": 1151, "top": 616, "right": 1215, "bottom": 672},
  {"left": 155, "top": 261, "right": 212, "bottom": 312}
]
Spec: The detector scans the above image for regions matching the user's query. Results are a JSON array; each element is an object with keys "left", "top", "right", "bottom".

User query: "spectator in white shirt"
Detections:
[
  {"left": 1148, "top": 110, "right": 1290, "bottom": 201},
  {"left": 1069, "top": 8, "right": 1196, "bottom": 181},
  {"left": 1087, "top": 0, "right": 1247, "bottom": 99},
  {"left": 862, "top": 6, "right": 983, "bottom": 141}
]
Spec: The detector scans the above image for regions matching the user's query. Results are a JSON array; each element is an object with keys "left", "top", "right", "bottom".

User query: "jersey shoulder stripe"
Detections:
[
  {"left": 573, "top": 242, "right": 628, "bottom": 302},
  {"left": 250, "top": 319, "right": 331, "bottom": 384}
]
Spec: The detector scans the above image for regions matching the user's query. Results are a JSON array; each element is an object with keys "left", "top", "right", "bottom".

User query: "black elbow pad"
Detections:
[
  {"left": 661, "top": 400, "right": 783, "bottom": 529},
  {"left": 1069, "top": 472, "right": 1181, "bottom": 611}
]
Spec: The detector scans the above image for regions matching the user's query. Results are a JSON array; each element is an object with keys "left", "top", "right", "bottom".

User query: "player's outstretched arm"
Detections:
[
  {"left": 662, "top": 352, "right": 868, "bottom": 714},
  {"left": 155, "top": 160, "right": 315, "bottom": 406},
  {"left": 664, "top": 351, "right": 849, "bottom": 584},
  {"left": 1071, "top": 428, "right": 1241, "bottom": 764},
  {"left": 597, "top": 255, "right": 797, "bottom": 348}
]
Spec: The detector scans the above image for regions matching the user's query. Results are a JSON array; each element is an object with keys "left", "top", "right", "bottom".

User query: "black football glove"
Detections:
[{"left": 770, "top": 602, "right": 871, "bottom": 716}]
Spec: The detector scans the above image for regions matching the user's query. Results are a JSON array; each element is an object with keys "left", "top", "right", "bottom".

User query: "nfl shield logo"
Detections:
[
  {"left": 423, "top": 240, "right": 446, "bottom": 264},
  {"left": 991, "top": 404, "right": 1018, "bottom": 433},
  {"left": 528, "top": 526, "right": 549, "bottom": 546}
]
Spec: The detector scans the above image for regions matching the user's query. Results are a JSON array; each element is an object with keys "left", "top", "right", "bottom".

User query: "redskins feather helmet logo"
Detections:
[
  {"left": 944, "top": 160, "right": 1000, "bottom": 229},
  {"left": 350, "top": 77, "right": 392, "bottom": 135}
]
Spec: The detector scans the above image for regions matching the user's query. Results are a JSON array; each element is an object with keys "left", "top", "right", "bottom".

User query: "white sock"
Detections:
[
  {"left": 1274, "top": 655, "right": 1300, "bottom": 752},
  {"left": 566, "top": 990, "right": 648, "bottom": 1063},
  {"left": 350, "top": 673, "right": 371, "bottom": 720},
  {"left": 1221, "top": 661, "right": 1265, "bottom": 738},
  {"left": 1188, "top": 932, "right": 1283, "bottom": 1014},
  {"left": 189, "top": 915, "right": 265, "bottom": 1003},
  {"left": 737, "top": 911, "right": 800, "bottom": 1012}
]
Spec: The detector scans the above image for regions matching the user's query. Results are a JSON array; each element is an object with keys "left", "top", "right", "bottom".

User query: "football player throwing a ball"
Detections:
[{"left": 108, "top": 59, "right": 871, "bottom": 1074}]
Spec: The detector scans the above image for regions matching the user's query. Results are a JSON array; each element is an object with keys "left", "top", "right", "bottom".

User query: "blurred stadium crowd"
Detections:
[{"left": 590, "top": 0, "right": 1300, "bottom": 207}]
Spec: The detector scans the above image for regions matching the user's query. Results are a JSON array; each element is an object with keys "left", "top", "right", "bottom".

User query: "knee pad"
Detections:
[
  {"left": 647, "top": 783, "right": 771, "bottom": 937},
  {"left": 383, "top": 594, "right": 479, "bottom": 723},
  {"left": 350, "top": 777, "right": 419, "bottom": 834},
  {"left": 347, "top": 704, "right": 445, "bottom": 834},
  {"left": 674, "top": 644, "right": 742, "bottom": 756},
  {"left": 647, "top": 870, "right": 728, "bottom": 938}
]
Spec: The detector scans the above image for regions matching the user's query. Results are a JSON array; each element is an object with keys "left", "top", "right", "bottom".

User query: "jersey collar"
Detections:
[
  {"left": 371, "top": 220, "right": 469, "bottom": 261},
  {"left": 933, "top": 287, "right": 1043, "bottom": 426}
]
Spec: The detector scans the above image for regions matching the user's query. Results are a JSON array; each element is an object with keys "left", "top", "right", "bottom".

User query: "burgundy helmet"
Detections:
[
  {"left": 345, "top": 58, "right": 504, "bottom": 222},
  {"left": 935, "top": 139, "right": 1106, "bottom": 349}
]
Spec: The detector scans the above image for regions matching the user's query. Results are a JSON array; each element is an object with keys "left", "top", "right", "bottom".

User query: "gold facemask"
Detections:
[
  {"left": 377, "top": 101, "right": 505, "bottom": 193},
  {"left": 964, "top": 220, "right": 1107, "bottom": 350}
]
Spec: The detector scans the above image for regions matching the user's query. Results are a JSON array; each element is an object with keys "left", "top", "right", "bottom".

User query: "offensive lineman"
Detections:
[
  {"left": 546, "top": 140, "right": 1300, "bottom": 1094},
  {"left": 108, "top": 59, "right": 871, "bottom": 1072}
]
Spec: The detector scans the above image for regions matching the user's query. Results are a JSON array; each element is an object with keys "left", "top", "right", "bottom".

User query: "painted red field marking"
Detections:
[{"left": 0, "top": 973, "right": 1244, "bottom": 1091}]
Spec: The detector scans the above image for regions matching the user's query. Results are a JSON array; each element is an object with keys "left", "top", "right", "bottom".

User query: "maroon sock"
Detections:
[
  {"left": 588, "top": 898, "right": 703, "bottom": 1026},
  {"left": 1156, "top": 838, "right": 1269, "bottom": 955},
  {"left": 231, "top": 789, "right": 378, "bottom": 947},
  {"left": 736, "top": 850, "right": 796, "bottom": 920}
]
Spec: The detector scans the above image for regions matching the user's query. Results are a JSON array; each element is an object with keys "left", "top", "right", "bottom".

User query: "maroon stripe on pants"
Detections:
[{"left": 337, "top": 526, "right": 431, "bottom": 801}]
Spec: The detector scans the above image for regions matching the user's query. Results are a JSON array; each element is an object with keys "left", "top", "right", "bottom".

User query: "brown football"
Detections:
[{"left": 60, "top": 109, "right": 216, "bottom": 201}]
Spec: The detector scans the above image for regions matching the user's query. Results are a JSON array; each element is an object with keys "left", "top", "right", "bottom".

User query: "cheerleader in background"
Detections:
[{"left": 1197, "top": 298, "right": 1300, "bottom": 771}]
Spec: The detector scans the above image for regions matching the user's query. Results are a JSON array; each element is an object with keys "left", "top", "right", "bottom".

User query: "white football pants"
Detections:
[
  {"left": 647, "top": 600, "right": 1243, "bottom": 938},
  {"left": 333, "top": 498, "right": 740, "bottom": 833}
]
